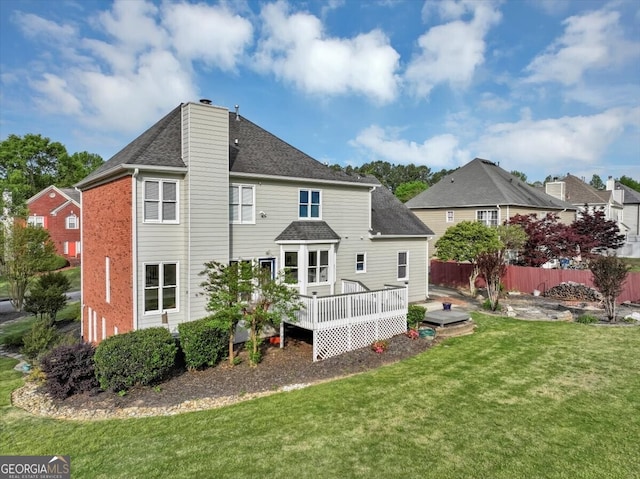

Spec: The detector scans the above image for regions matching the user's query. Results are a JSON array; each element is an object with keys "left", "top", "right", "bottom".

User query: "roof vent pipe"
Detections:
[
  {"left": 235, "top": 104, "right": 240, "bottom": 120},
  {"left": 200, "top": 99, "right": 212, "bottom": 105}
]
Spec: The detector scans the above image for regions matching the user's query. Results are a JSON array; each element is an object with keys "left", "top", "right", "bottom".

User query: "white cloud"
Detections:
[
  {"left": 472, "top": 108, "right": 637, "bottom": 171},
  {"left": 31, "top": 73, "right": 83, "bottom": 115},
  {"left": 254, "top": 1, "right": 400, "bottom": 102},
  {"left": 349, "top": 125, "right": 467, "bottom": 167},
  {"left": 524, "top": 8, "right": 640, "bottom": 85},
  {"left": 406, "top": 0, "right": 502, "bottom": 98},
  {"left": 13, "top": 11, "right": 76, "bottom": 40},
  {"left": 162, "top": 2, "right": 253, "bottom": 71},
  {"left": 96, "top": 0, "right": 166, "bottom": 52}
]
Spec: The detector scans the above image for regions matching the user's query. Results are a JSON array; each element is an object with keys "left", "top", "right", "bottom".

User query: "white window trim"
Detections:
[
  {"left": 476, "top": 209, "right": 499, "bottom": 226},
  {"left": 307, "top": 249, "right": 330, "bottom": 285},
  {"left": 27, "top": 215, "right": 45, "bottom": 227},
  {"left": 105, "top": 257, "right": 111, "bottom": 304},
  {"left": 63, "top": 241, "right": 69, "bottom": 255},
  {"left": 143, "top": 179, "right": 179, "bottom": 224},
  {"left": 355, "top": 252, "right": 366, "bottom": 273},
  {"left": 143, "top": 261, "right": 179, "bottom": 314},
  {"left": 397, "top": 251, "right": 409, "bottom": 281},
  {"left": 230, "top": 184, "right": 256, "bottom": 224},
  {"left": 298, "top": 188, "right": 322, "bottom": 219},
  {"left": 66, "top": 214, "right": 79, "bottom": 229},
  {"left": 446, "top": 211, "right": 454, "bottom": 223}
]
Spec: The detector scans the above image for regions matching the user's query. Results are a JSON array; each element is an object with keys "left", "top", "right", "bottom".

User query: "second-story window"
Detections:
[
  {"left": 144, "top": 180, "right": 178, "bottom": 223},
  {"left": 299, "top": 189, "right": 321, "bottom": 219},
  {"left": 66, "top": 214, "right": 78, "bottom": 229},
  {"left": 476, "top": 209, "right": 498, "bottom": 226},
  {"left": 446, "top": 211, "right": 454, "bottom": 223},
  {"left": 230, "top": 185, "right": 255, "bottom": 224}
]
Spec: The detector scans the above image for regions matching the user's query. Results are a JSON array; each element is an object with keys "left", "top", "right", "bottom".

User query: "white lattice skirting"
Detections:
[{"left": 312, "top": 313, "right": 407, "bottom": 361}]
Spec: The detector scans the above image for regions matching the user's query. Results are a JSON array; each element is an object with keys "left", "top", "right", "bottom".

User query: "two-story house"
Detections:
[
  {"left": 406, "top": 158, "right": 576, "bottom": 251},
  {"left": 76, "top": 100, "right": 434, "bottom": 350},
  {"left": 606, "top": 177, "right": 640, "bottom": 258},
  {"left": 27, "top": 186, "right": 81, "bottom": 264}
]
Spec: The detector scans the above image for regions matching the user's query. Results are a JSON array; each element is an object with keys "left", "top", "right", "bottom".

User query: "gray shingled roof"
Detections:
[
  {"left": 561, "top": 174, "right": 611, "bottom": 205},
  {"left": 616, "top": 181, "right": 640, "bottom": 204},
  {"left": 78, "top": 103, "right": 375, "bottom": 188},
  {"left": 60, "top": 187, "right": 80, "bottom": 204},
  {"left": 275, "top": 221, "right": 341, "bottom": 242},
  {"left": 406, "top": 158, "right": 575, "bottom": 210},
  {"left": 371, "top": 186, "right": 434, "bottom": 236}
]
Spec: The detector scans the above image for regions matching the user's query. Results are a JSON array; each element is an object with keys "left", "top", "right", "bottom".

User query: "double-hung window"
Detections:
[
  {"left": 144, "top": 262, "right": 178, "bottom": 313},
  {"left": 397, "top": 251, "right": 408, "bottom": 280},
  {"left": 27, "top": 216, "right": 45, "bottom": 227},
  {"left": 476, "top": 209, "right": 498, "bottom": 226},
  {"left": 299, "top": 189, "right": 321, "bottom": 219},
  {"left": 356, "top": 253, "right": 366, "bottom": 273},
  {"left": 308, "top": 250, "right": 329, "bottom": 284},
  {"left": 66, "top": 214, "right": 78, "bottom": 229},
  {"left": 144, "top": 180, "right": 178, "bottom": 223},
  {"left": 446, "top": 211, "right": 454, "bottom": 223},
  {"left": 230, "top": 185, "right": 255, "bottom": 224},
  {"left": 284, "top": 252, "right": 299, "bottom": 284}
]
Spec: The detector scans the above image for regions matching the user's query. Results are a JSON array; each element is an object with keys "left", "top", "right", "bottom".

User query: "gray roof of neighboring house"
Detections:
[
  {"left": 561, "top": 174, "right": 611, "bottom": 205},
  {"left": 371, "top": 186, "right": 434, "bottom": 236},
  {"left": 614, "top": 181, "right": 640, "bottom": 204},
  {"left": 275, "top": 221, "right": 341, "bottom": 242},
  {"left": 405, "top": 158, "right": 576, "bottom": 210},
  {"left": 78, "top": 103, "right": 376, "bottom": 188},
  {"left": 60, "top": 188, "right": 80, "bottom": 204}
]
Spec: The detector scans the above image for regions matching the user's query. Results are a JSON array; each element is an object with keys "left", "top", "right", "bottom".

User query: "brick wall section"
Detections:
[
  {"left": 82, "top": 176, "right": 133, "bottom": 343},
  {"left": 28, "top": 189, "right": 81, "bottom": 261}
]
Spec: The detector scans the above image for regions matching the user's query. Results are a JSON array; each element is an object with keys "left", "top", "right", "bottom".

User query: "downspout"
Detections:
[
  {"left": 132, "top": 169, "right": 139, "bottom": 331},
  {"left": 75, "top": 187, "right": 84, "bottom": 341},
  {"left": 496, "top": 204, "right": 501, "bottom": 225},
  {"left": 368, "top": 186, "right": 376, "bottom": 231}
]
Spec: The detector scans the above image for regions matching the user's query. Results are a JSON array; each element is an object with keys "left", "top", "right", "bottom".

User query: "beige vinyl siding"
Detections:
[
  {"left": 183, "top": 102, "right": 230, "bottom": 327},
  {"left": 136, "top": 172, "right": 187, "bottom": 330}
]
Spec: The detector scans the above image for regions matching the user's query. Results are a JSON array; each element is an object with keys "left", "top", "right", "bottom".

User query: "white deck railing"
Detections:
[{"left": 285, "top": 285, "right": 409, "bottom": 361}]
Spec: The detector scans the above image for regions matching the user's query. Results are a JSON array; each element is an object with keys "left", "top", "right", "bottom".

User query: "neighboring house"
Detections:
[
  {"left": 545, "top": 174, "right": 625, "bottom": 231},
  {"left": 76, "top": 100, "right": 434, "bottom": 346},
  {"left": 606, "top": 177, "right": 640, "bottom": 258},
  {"left": 26, "top": 186, "right": 81, "bottom": 265},
  {"left": 406, "top": 158, "right": 576, "bottom": 251}
]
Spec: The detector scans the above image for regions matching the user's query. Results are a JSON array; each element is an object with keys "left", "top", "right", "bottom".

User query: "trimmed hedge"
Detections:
[
  {"left": 178, "top": 316, "right": 230, "bottom": 370},
  {"left": 40, "top": 343, "right": 99, "bottom": 399},
  {"left": 93, "top": 327, "right": 178, "bottom": 392},
  {"left": 407, "top": 304, "right": 426, "bottom": 329}
]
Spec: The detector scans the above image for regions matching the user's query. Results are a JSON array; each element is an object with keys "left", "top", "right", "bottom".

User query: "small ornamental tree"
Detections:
[
  {"left": 200, "top": 260, "right": 252, "bottom": 365},
  {"left": 506, "top": 213, "right": 569, "bottom": 267},
  {"left": 24, "top": 271, "right": 70, "bottom": 324},
  {"left": 435, "top": 221, "right": 502, "bottom": 295},
  {"left": 570, "top": 206, "right": 625, "bottom": 259},
  {"left": 496, "top": 224, "right": 527, "bottom": 264},
  {"left": 589, "top": 255, "right": 629, "bottom": 322},
  {"left": 476, "top": 250, "right": 507, "bottom": 311},
  {"left": 0, "top": 223, "right": 58, "bottom": 310}
]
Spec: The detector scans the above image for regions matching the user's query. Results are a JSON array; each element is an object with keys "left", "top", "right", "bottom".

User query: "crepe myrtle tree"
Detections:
[
  {"left": 589, "top": 255, "right": 629, "bottom": 322},
  {"left": 435, "top": 221, "right": 503, "bottom": 296},
  {"left": 476, "top": 250, "right": 507, "bottom": 311},
  {"left": 200, "top": 260, "right": 302, "bottom": 366}
]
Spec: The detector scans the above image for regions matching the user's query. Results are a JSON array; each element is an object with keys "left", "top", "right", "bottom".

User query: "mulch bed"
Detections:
[{"left": 56, "top": 327, "right": 438, "bottom": 411}]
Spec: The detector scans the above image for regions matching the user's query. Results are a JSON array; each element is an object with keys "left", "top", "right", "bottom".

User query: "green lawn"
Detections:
[
  {"left": 0, "top": 266, "right": 80, "bottom": 298},
  {"left": 1, "top": 314, "right": 639, "bottom": 478},
  {"left": 624, "top": 257, "right": 640, "bottom": 273}
]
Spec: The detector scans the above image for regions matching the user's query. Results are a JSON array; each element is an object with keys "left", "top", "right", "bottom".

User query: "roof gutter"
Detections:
[
  {"left": 76, "top": 164, "right": 188, "bottom": 190},
  {"left": 231, "top": 171, "right": 378, "bottom": 188}
]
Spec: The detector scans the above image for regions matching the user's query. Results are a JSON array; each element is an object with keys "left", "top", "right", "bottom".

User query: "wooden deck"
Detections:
[{"left": 423, "top": 309, "right": 470, "bottom": 327}]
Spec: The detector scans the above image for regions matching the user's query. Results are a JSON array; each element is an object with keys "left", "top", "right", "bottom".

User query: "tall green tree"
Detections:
[
  {"left": 619, "top": 175, "right": 640, "bottom": 193},
  {"left": 589, "top": 174, "right": 605, "bottom": 190},
  {"left": 510, "top": 170, "right": 528, "bottom": 183},
  {"left": 435, "top": 221, "right": 503, "bottom": 295},
  {"left": 395, "top": 181, "right": 427, "bottom": 202},
  {"left": 0, "top": 134, "right": 103, "bottom": 216},
  {"left": 0, "top": 223, "right": 58, "bottom": 310}
]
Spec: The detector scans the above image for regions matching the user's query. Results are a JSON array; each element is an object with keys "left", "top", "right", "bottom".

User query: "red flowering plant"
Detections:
[
  {"left": 371, "top": 340, "right": 389, "bottom": 354},
  {"left": 406, "top": 328, "right": 419, "bottom": 340}
]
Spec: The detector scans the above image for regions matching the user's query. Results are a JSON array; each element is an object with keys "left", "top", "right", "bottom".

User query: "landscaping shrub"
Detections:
[
  {"left": 93, "top": 327, "right": 178, "bottom": 392},
  {"left": 407, "top": 305, "right": 426, "bottom": 329},
  {"left": 575, "top": 314, "right": 599, "bottom": 324},
  {"left": 40, "top": 343, "right": 99, "bottom": 399},
  {"left": 178, "top": 316, "right": 229, "bottom": 370},
  {"left": 46, "top": 255, "right": 69, "bottom": 271},
  {"left": 24, "top": 271, "right": 70, "bottom": 321},
  {"left": 21, "top": 318, "right": 61, "bottom": 361}
]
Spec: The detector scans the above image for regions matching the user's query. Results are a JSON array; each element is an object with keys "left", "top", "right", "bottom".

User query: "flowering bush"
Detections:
[
  {"left": 371, "top": 340, "right": 389, "bottom": 354},
  {"left": 406, "top": 328, "right": 419, "bottom": 340}
]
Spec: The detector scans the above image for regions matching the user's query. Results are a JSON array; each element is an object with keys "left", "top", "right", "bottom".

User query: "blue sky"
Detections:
[{"left": 1, "top": 0, "right": 639, "bottom": 184}]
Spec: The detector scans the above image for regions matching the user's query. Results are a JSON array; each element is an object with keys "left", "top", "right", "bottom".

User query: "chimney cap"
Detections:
[{"left": 200, "top": 98, "right": 212, "bottom": 105}]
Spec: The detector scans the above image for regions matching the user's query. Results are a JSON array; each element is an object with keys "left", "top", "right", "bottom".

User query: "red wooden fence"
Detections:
[{"left": 430, "top": 260, "right": 640, "bottom": 303}]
